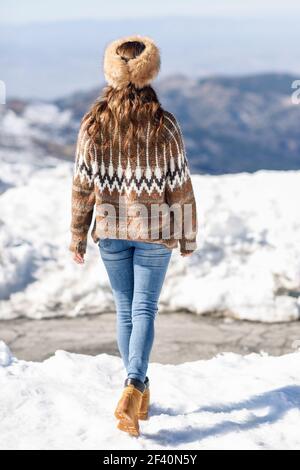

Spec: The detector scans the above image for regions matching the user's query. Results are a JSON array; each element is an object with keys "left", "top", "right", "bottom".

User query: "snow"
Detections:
[
  {"left": 0, "top": 103, "right": 73, "bottom": 149},
  {"left": 0, "top": 341, "right": 299, "bottom": 450},
  {"left": 174, "top": 171, "right": 300, "bottom": 321},
  {"left": 1, "top": 110, "right": 31, "bottom": 137},
  {"left": 0, "top": 341, "right": 12, "bottom": 367},
  {"left": 0, "top": 105, "right": 300, "bottom": 321},
  {"left": 23, "top": 104, "right": 71, "bottom": 127}
]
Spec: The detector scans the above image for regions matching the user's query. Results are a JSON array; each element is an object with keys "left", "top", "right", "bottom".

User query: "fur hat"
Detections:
[{"left": 103, "top": 35, "right": 160, "bottom": 89}]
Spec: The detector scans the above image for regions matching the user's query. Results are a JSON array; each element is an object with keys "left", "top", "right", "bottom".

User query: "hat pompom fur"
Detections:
[{"left": 103, "top": 35, "right": 161, "bottom": 89}]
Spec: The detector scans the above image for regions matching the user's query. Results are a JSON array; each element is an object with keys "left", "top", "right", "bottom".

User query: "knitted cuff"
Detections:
[
  {"left": 69, "top": 236, "right": 87, "bottom": 255},
  {"left": 180, "top": 238, "right": 197, "bottom": 254}
]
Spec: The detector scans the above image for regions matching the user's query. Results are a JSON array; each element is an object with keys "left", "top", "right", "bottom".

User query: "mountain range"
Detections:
[{"left": 3, "top": 72, "right": 300, "bottom": 174}]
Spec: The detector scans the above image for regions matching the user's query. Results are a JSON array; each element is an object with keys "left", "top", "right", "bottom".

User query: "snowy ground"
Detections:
[
  {"left": 0, "top": 341, "right": 300, "bottom": 450},
  {"left": 0, "top": 105, "right": 300, "bottom": 322}
]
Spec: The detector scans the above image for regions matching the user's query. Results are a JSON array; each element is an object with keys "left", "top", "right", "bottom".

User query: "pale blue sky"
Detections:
[{"left": 1, "top": 0, "right": 299, "bottom": 23}]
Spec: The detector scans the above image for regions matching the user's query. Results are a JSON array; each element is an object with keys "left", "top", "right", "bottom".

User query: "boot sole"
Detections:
[
  {"left": 116, "top": 410, "right": 140, "bottom": 436},
  {"left": 117, "top": 420, "right": 139, "bottom": 437}
]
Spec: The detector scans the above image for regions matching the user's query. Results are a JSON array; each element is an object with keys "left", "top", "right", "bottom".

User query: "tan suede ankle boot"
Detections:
[
  {"left": 115, "top": 384, "right": 143, "bottom": 436},
  {"left": 137, "top": 386, "right": 150, "bottom": 420}
]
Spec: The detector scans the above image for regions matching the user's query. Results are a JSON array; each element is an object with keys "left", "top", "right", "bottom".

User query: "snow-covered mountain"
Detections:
[
  {"left": 0, "top": 101, "right": 300, "bottom": 322},
  {"left": 1, "top": 341, "right": 300, "bottom": 450},
  {"left": 5, "top": 73, "right": 300, "bottom": 175}
]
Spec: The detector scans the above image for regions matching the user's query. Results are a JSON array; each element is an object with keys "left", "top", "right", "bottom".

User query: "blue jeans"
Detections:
[{"left": 98, "top": 239, "right": 172, "bottom": 383}]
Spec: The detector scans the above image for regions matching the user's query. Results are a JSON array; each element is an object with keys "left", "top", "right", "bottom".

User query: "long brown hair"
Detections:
[{"left": 83, "top": 40, "right": 166, "bottom": 154}]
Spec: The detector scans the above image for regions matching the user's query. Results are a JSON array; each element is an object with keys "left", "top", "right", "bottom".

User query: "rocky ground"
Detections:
[{"left": 1, "top": 313, "right": 300, "bottom": 363}]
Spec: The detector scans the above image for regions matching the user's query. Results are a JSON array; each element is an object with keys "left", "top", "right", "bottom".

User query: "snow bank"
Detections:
[
  {"left": 176, "top": 171, "right": 300, "bottom": 321},
  {"left": 0, "top": 341, "right": 12, "bottom": 367},
  {"left": 0, "top": 343, "right": 299, "bottom": 450},
  {"left": 0, "top": 143, "right": 299, "bottom": 321},
  {"left": 0, "top": 103, "right": 300, "bottom": 323}
]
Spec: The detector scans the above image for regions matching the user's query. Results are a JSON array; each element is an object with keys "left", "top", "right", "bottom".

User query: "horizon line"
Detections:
[{"left": 0, "top": 14, "right": 296, "bottom": 27}]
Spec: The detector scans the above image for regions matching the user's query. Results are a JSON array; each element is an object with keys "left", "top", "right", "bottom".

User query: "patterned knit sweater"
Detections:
[{"left": 69, "top": 110, "right": 198, "bottom": 255}]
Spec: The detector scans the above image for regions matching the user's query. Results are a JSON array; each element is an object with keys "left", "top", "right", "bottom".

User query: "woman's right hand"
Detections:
[{"left": 72, "top": 252, "right": 85, "bottom": 264}]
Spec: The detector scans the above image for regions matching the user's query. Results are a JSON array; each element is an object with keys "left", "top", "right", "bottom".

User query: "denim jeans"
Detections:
[{"left": 98, "top": 239, "right": 172, "bottom": 383}]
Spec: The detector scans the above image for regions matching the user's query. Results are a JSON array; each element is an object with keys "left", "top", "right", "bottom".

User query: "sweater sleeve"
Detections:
[
  {"left": 164, "top": 113, "right": 198, "bottom": 254},
  {"left": 69, "top": 123, "right": 95, "bottom": 255}
]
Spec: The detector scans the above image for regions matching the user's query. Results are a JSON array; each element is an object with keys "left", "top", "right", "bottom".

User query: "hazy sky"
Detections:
[
  {"left": 1, "top": 0, "right": 299, "bottom": 98},
  {"left": 1, "top": 0, "right": 300, "bottom": 23}
]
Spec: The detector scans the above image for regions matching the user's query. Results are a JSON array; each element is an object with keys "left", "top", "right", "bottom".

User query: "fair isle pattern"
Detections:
[
  {"left": 70, "top": 110, "right": 198, "bottom": 255},
  {"left": 74, "top": 113, "right": 190, "bottom": 196}
]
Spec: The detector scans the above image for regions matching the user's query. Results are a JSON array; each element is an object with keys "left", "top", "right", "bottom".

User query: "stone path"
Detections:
[{"left": 1, "top": 313, "right": 300, "bottom": 363}]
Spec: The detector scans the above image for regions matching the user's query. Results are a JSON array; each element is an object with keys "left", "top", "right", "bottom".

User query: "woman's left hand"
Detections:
[{"left": 72, "top": 252, "right": 85, "bottom": 264}]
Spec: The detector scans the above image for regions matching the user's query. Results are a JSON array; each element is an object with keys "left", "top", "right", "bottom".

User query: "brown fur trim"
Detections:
[{"left": 103, "top": 35, "right": 160, "bottom": 89}]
